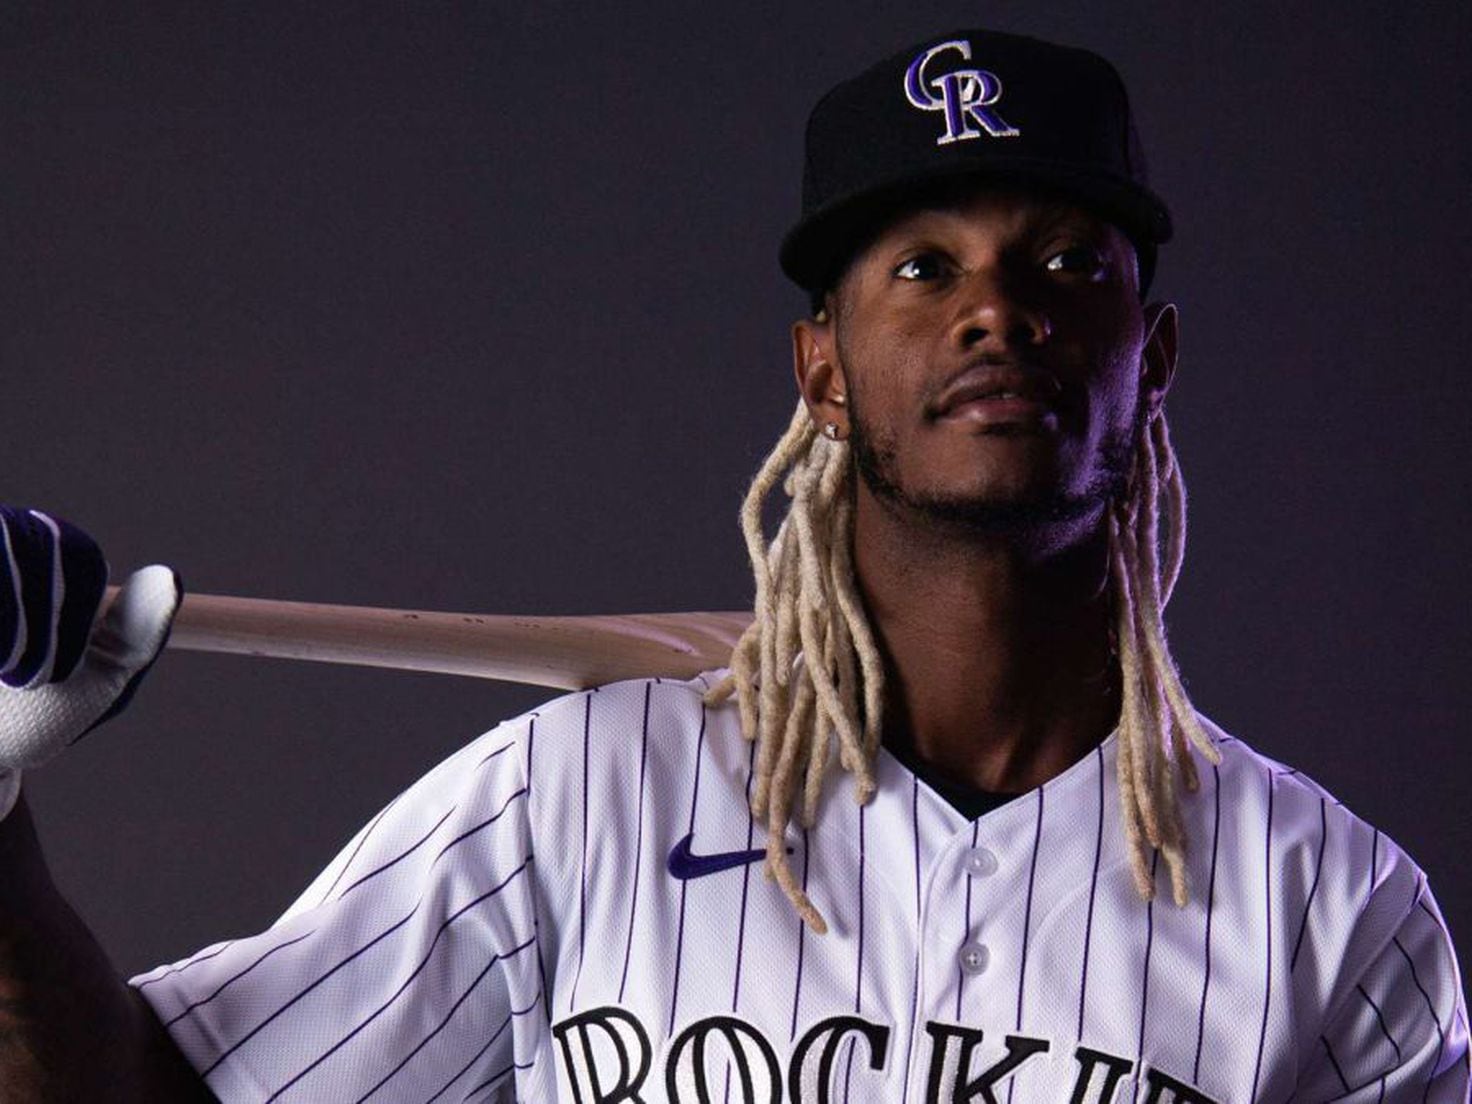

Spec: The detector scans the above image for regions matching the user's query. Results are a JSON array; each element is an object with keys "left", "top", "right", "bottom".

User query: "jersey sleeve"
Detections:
[
  {"left": 129, "top": 718, "right": 542, "bottom": 1103},
  {"left": 1294, "top": 867, "right": 1470, "bottom": 1101}
]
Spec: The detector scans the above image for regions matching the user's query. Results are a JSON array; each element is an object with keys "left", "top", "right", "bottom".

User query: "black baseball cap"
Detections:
[{"left": 780, "top": 29, "right": 1173, "bottom": 299}]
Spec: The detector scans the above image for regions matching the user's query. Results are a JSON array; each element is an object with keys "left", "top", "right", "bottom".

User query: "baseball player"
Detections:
[{"left": 0, "top": 28, "right": 1467, "bottom": 1103}]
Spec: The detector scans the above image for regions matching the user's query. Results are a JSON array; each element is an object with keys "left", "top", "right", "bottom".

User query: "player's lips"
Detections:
[{"left": 929, "top": 364, "right": 1062, "bottom": 426}]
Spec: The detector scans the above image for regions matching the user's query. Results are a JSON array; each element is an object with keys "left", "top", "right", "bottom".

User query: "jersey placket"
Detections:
[{"left": 905, "top": 763, "right": 1056, "bottom": 1100}]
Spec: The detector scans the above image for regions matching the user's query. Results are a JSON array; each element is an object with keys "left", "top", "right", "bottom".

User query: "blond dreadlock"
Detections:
[{"left": 705, "top": 399, "right": 1220, "bottom": 932}]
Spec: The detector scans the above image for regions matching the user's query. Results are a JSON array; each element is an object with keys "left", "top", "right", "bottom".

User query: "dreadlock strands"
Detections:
[
  {"left": 806, "top": 618, "right": 853, "bottom": 818},
  {"left": 1140, "top": 644, "right": 1193, "bottom": 906},
  {"left": 1109, "top": 506, "right": 1169, "bottom": 902},
  {"left": 1152, "top": 416, "right": 1188, "bottom": 605},
  {"left": 1163, "top": 842, "right": 1190, "bottom": 908},
  {"left": 770, "top": 670, "right": 817, "bottom": 821},
  {"left": 1133, "top": 414, "right": 1214, "bottom": 775},
  {"left": 1139, "top": 619, "right": 1218, "bottom": 774},
  {"left": 766, "top": 672, "right": 829, "bottom": 933},
  {"left": 751, "top": 532, "right": 803, "bottom": 810},
  {"left": 801, "top": 621, "right": 841, "bottom": 825},
  {"left": 791, "top": 439, "right": 867, "bottom": 777},
  {"left": 1104, "top": 407, "right": 1223, "bottom": 907},
  {"left": 1126, "top": 431, "right": 1177, "bottom": 825},
  {"left": 1171, "top": 716, "right": 1203, "bottom": 794},
  {"left": 752, "top": 608, "right": 790, "bottom": 815},
  {"left": 740, "top": 414, "right": 807, "bottom": 619},
  {"left": 1127, "top": 451, "right": 1220, "bottom": 772},
  {"left": 826, "top": 490, "right": 886, "bottom": 760},
  {"left": 709, "top": 615, "right": 758, "bottom": 702},
  {"left": 744, "top": 411, "right": 813, "bottom": 682},
  {"left": 771, "top": 538, "right": 801, "bottom": 687},
  {"left": 1127, "top": 529, "right": 1185, "bottom": 894},
  {"left": 808, "top": 515, "right": 871, "bottom": 817},
  {"left": 1128, "top": 419, "right": 1199, "bottom": 765},
  {"left": 1111, "top": 692, "right": 1157, "bottom": 901},
  {"left": 826, "top": 557, "right": 862, "bottom": 734},
  {"left": 1110, "top": 509, "right": 1162, "bottom": 844}
]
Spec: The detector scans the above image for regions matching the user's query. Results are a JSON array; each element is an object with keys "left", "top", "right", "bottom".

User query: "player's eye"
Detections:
[
  {"left": 892, "top": 253, "right": 951, "bottom": 282},
  {"left": 1043, "top": 245, "right": 1108, "bottom": 280}
]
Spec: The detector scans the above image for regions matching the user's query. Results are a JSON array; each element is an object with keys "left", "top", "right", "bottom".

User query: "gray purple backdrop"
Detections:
[{"left": 2, "top": 4, "right": 1468, "bottom": 996}]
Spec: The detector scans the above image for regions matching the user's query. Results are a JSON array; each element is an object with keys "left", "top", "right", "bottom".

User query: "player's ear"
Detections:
[
  {"left": 792, "top": 306, "right": 849, "bottom": 437},
  {"left": 1140, "top": 301, "right": 1178, "bottom": 417}
]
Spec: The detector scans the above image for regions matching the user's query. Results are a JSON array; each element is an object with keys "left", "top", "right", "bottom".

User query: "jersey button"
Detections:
[
  {"left": 963, "top": 847, "right": 998, "bottom": 877},
  {"left": 958, "top": 942, "right": 990, "bottom": 976}
]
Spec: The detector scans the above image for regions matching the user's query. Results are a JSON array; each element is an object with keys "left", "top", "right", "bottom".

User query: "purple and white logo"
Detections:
[{"left": 903, "top": 38, "right": 1021, "bottom": 145}]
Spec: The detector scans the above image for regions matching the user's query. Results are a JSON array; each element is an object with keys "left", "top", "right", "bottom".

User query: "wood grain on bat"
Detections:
[{"left": 105, "top": 587, "right": 751, "bottom": 690}]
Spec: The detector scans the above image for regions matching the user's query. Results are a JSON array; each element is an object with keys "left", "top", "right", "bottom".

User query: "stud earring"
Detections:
[{"left": 823, "top": 422, "right": 844, "bottom": 441}]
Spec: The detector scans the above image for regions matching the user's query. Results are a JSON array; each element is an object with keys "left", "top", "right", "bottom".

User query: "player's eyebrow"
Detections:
[{"left": 1028, "top": 204, "right": 1109, "bottom": 240}]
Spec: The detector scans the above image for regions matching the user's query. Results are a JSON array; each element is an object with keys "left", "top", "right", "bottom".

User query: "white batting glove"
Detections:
[{"left": 0, "top": 507, "right": 182, "bottom": 819}]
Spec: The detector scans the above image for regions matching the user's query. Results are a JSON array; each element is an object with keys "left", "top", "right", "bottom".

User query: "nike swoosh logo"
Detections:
[{"left": 666, "top": 832, "right": 790, "bottom": 881}]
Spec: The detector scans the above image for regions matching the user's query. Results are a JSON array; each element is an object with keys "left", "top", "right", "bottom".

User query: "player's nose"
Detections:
[{"left": 946, "top": 265, "right": 1052, "bottom": 354}]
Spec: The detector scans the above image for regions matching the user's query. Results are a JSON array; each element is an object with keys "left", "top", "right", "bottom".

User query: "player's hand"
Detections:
[{"left": 0, "top": 506, "right": 182, "bottom": 817}]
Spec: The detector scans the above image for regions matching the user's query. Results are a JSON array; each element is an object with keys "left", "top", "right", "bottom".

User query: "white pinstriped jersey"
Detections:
[{"left": 131, "top": 673, "right": 1470, "bottom": 1102}]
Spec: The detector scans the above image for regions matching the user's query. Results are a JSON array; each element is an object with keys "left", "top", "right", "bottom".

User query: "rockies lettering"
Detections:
[
  {"left": 552, "top": 1006, "right": 1223, "bottom": 1102},
  {"left": 131, "top": 676, "right": 1470, "bottom": 1101}
]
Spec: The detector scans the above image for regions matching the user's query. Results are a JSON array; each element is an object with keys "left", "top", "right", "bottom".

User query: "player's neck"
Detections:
[{"left": 851, "top": 489, "right": 1120, "bottom": 796}]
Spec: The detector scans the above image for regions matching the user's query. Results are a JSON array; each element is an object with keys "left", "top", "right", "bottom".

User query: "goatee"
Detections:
[{"left": 848, "top": 412, "right": 1140, "bottom": 537}]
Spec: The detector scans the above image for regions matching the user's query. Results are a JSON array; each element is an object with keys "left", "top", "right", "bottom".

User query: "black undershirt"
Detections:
[{"left": 882, "top": 733, "right": 1020, "bottom": 820}]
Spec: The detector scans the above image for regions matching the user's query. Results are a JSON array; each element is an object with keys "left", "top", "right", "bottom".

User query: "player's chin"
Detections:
[
  {"left": 912, "top": 469, "right": 1102, "bottom": 526},
  {"left": 928, "top": 442, "right": 1076, "bottom": 500},
  {"left": 920, "top": 426, "right": 1067, "bottom": 479},
  {"left": 906, "top": 489, "right": 1106, "bottom": 543}
]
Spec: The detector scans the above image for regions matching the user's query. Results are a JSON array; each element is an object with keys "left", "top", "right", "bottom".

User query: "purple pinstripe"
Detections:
[
  {"left": 789, "top": 827, "right": 810, "bottom": 1041},
  {"left": 957, "top": 820, "right": 980, "bottom": 1021},
  {"left": 1357, "top": 983, "right": 1403, "bottom": 1063},
  {"left": 203, "top": 856, "right": 534, "bottom": 1080},
  {"left": 314, "top": 793, "right": 403, "bottom": 906},
  {"left": 166, "top": 932, "right": 316, "bottom": 1027},
  {"left": 667, "top": 703, "right": 708, "bottom": 1037},
  {"left": 840, "top": 803, "right": 868, "bottom": 1102},
  {"left": 345, "top": 936, "right": 538, "bottom": 1103},
  {"left": 1250, "top": 772, "right": 1277, "bottom": 1102},
  {"left": 724, "top": 741, "right": 761, "bottom": 1104},
  {"left": 1136, "top": 849, "right": 1160, "bottom": 1074},
  {"left": 900, "top": 775, "right": 920, "bottom": 1104},
  {"left": 732, "top": 739, "right": 759, "bottom": 1011},
  {"left": 1290, "top": 799, "right": 1328, "bottom": 974},
  {"left": 568, "top": 693, "right": 594, "bottom": 1013},
  {"left": 525, "top": 714, "right": 551, "bottom": 1031},
  {"left": 1076, "top": 746, "right": 1105, "bottom": 1040},
  {"left": 420, "top": 991, "right": 541, "bottom": 1103},
  {"left": 1193, "top": 763, "right": 1221, "bottom": 1085},
  {"left": 616, "top": 683, "right": 653, "bottom": 1003}
]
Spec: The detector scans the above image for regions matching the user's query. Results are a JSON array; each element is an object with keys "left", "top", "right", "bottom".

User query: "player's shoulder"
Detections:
[
  {"left": 496, "top": 669, "right": 729, "bottom": 749},
  {"left": 1199, "top": 716, "right": 1466, "bottom": 1056},
  {"left": 1197, "top": 713, "right": 1432, "bottom": 915},
  {"left": 471, "top": 668, "right": 740, "bottom": 787},
  {"left": 1203, "top": 713, "right": 1377, "bottom": 823}
]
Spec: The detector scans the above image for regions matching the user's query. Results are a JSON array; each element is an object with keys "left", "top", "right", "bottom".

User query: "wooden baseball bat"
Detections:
[{"left": 109, "top": 588, "right": 752, "bottom": 691}]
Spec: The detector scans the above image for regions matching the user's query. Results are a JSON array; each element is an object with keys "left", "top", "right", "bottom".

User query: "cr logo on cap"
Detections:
[{"left": 903, "top": 39, "right": 1021, "bottom": 145}]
